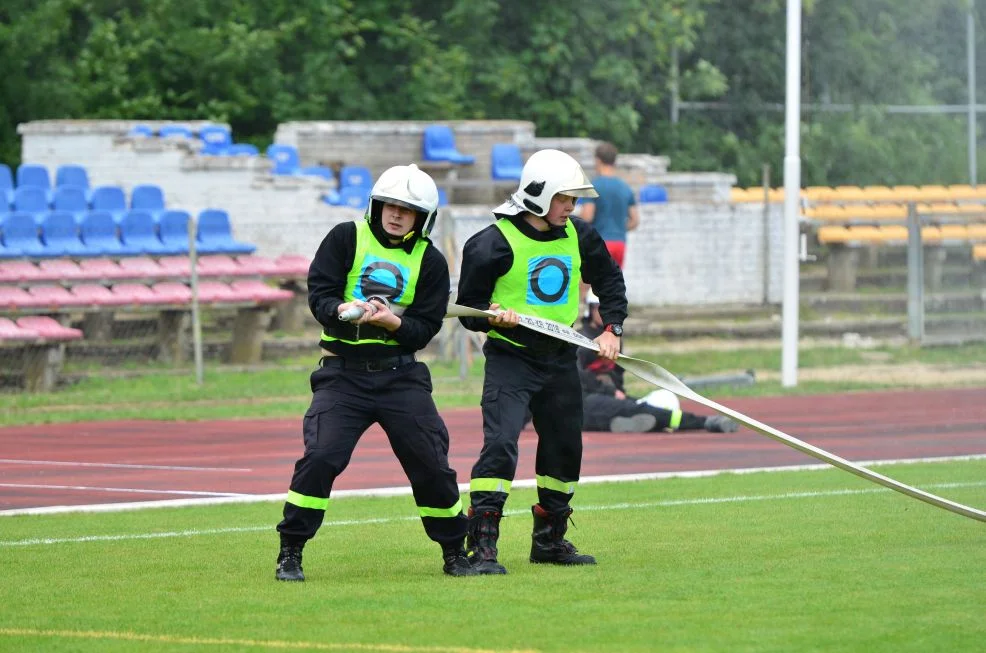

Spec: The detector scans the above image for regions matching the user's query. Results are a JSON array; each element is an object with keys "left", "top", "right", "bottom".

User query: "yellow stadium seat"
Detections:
[
  {"left": 843, "top": 206, "right": 878, "bottom": 222},
  {"left": 869, "top": 205, "right": 908, "bottom": 221},
  {"left": 946, "top": 185, "right": 986, "bottom": 200},
  {"left": 915, "top": 185, "right": 952, "bottom": 202},
  {"left": 917, "top": 202, "right": 960, "bottom": 216},
  {"left": 890, "top": 185, "right": 922, "bottom": 202},
  {"left": 938, "top": 225, "right": 969, "bottom": 241},
  {"left": 730, "top": 187, "right": 755, "bottom": 203},
  {"left": 966, "top": 224, "right": 986, "bottom": 241},
  {"left": 921, "top": 226, "right": 943, "bottom": 243},
  {"left": 878, "top": 226, "right": 909, "bottom": 242},
  {"left": 817, "top": 226, "right": 852, "bottom": 244},
  {"left": 805, "top": 206, "right": 850, "bottom": 222},
  {"left": 831, "top": 186, "right": 867, "bottom": 203},
  {"left": 952, "top": 203, "right": 986, "bottom": 216},
  {"left": 859, "top": 186, "right": 899, "bottom": 202},
  {"left": 973, "top": 244, "right": 986, "bottom": 260},
  {"left": 845, "top": 226, "right": 882, "bottom": 243},
  {"left": 803, "top": 186, "right": 834, "bottom": 201}
]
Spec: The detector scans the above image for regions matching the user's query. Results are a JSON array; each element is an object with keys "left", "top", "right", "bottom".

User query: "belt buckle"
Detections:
[{"left": 364, "top": 359, "right": 388, "bottom": 372}]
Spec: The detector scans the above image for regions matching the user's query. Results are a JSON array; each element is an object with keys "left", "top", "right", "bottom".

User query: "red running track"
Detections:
[{"left": 1, "top": 387, "right": 985, "bottom": 512}]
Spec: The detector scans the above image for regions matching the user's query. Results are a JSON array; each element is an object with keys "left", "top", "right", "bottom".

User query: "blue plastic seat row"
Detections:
[
  {"left": 0, "top": 209, "right": 255, "bottom": 259},
  {"left": 126, "top": 124, "right": 258, "bottom": 157},
  {"left": 2, "top": 163, "right": 91, "bottom": 196}
]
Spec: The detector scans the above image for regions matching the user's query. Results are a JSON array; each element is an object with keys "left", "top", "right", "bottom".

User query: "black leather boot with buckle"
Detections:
[
  {"left": 275, "top": 542, "right": 305, "bottom": 581},
  {"left": 466, "top": 508, "right": 508, "bottom": 575},
  {"left": 529, "top": 504, "right": 597, "bottom": 565}
]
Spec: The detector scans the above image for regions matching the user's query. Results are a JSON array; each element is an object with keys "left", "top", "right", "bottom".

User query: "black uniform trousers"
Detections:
[
  {"left": 471, "top": 339, "right": 584, "bottom": 514},
  {"left": 277, "top": 357, "right": 467, "bottom": 546}
]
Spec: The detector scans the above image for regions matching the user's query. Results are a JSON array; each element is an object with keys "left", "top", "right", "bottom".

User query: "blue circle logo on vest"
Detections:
[
  {"left": 527, "top": 255, "right": 571, "bottom": 305},
  {"left": 358, "top": 255, "right": 408, "bottom": 302}
]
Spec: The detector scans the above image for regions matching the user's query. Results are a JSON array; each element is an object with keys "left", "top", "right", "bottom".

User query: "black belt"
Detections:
[{"left": 320, "top": 354, "right": 416, "bottom": 372}]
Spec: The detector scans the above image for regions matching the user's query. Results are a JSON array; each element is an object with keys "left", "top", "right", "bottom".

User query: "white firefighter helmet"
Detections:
[
  {"left": 492, "top": 149, "right": 598, "bottom": 217},
  {"left": 368, "top": 163, "right": 440, "bottom": 237},
  {"left": 637, "top": 389, "right": 681, "bottom": 413}
]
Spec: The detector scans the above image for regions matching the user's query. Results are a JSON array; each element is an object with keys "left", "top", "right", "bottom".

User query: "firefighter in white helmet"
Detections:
[
  {"left": 456, "top": 149, "right": 629, "bottom": 574},
  {"left": 276, "top": 164, "right": 478, "bottom": 580}
]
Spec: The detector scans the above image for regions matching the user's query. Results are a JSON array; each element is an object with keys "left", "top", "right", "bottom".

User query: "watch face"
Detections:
[{"left": 610, "top": 324, "right": 623, "bottom": 337}]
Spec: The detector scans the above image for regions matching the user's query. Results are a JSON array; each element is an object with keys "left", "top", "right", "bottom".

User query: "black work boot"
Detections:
[
  {"left": 530, "top": 504, "right": 596, "bottom": 565},
  {"left": 466, "top": 508, "right": 508, "bottom": 575},
  {"left": 441, "top": 541, "right": 480, "bottom": 577},
  {"left": 275, "top": 543, "right": 305, "bottom": 582}
]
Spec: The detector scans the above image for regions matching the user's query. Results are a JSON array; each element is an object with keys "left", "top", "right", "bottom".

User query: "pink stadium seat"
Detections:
[
  {"left": 117, "top": 257, "right": 168, "bottom": 280},
  {"left": 230, "top": 279, "right": 293, "bottom": 302},
  {"left": 194, "top": 281, "right": 238, "bottom": 303},
  {"left": 231, "top": 255, "right": 280, "bottom": 276},
  {"left": 78, "top": 259, "right": 129, "bottom": 281},
  {"left": 156, "top": 256, "right": 193, "bottom": 277},
  {"left": 15, "top": 316, "right": 83, "bottom": 340},
  {"left": 0, "top": 316, "right": 37, "bottom": 340},
  {"left": 0, "top": 286, "right": 33, "bottom": 309},
  {"left": 110, "top": 283, "right": 161, "bottom": 305},
  {"left": 151, "top": 281, "right": 192, "bottom": 303},
  {"left": 0, "top": 261, "right": 45, "bottom": 284},
  {"left": 70, "top": 284, "right": 126, "bottom": 306},
  {"left": 274, "top": 254, "right": 311, "bottom": 276},
  {"left": 197, "top": 255, "right": 241, "bottom": 277},
  {"left": 37, "top": 259, "right": 87, "bottom": 282},
  {"left": 25, "top": 285, "right": 75, "bottom": 309}
]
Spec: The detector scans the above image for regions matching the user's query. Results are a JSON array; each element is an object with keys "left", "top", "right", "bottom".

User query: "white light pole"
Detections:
[{"left": 781, "top": 0, "right": 802, "bottom": 387}]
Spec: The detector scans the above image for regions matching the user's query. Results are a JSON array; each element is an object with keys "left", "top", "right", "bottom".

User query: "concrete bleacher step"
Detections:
[
  {"left": 800, "top": 265, "right": 974, "bottom": 292},
  {"left": 803, "top": 290, "right": 986, "bottom": 314}
]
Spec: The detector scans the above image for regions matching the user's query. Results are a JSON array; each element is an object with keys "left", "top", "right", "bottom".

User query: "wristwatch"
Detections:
[{"left": 604, "top": 323, "right": 624, "bottom": 337}]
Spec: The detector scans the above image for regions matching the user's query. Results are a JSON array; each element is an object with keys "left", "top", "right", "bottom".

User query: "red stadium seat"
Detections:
[
  {"left": 156, "top": 256, "right": 193, "bottom": 277},
  {"left": 151, "top": 281, "right": 192, "bottom": 303},
  {"left": 230, "top": 279, "right": 293, "bottom": 302},
  {"left": 197, "top": 255, "right": 241, "bottom": 277},
  {"left": 78, "top": 259, "right": 129, "bottom": 281},
  {"left": 0, "top": 286, "right": 33, "bottom": 309},
  {"left": 195, "top": 281, "right": 239, "bottom": 303},
  {"left": 0, "top": 316, "right": 37, "bottom": 340},
  {"left": 70, "top": 284, "right": 127, "bottom": 306},
  {"left": 0, "top": 261, "right": 45, "bottom": 283},
  {"left": 110, "top": 283, "right": 161, "bottom": 305},
  {"left": 25, "top": 285, "right": 75, "bottom": 309},
  {"left": 37, "top": 259, "right": 87, "bottom": 282},
  {"left": 118, "top": 257, "right": 169, "bottom": 280},
  {"left": 274, "top": 255, "right": 311, "bottom": 276},
  {"left": 231, "top": 255, "right": 281, "bottom": 276}
]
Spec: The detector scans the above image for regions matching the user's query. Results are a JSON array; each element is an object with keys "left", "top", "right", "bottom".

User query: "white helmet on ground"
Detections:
[
  {"left": 368, "top": 164, "right": 440, "bottom": 238},
  {"left": 637, "top": 389, "right": 681, "bottom": 412},
  {"left": 493, "top": 149, "right": 598, "bottom": 218}
]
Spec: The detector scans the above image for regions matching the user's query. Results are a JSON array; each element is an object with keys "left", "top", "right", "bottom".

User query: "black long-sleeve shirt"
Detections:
[
  {"left": 456, "top": 214, "right": 627, "bottom": 355},
  {"left": 308, "top": 220, "right": 449, "bottom": 358}
]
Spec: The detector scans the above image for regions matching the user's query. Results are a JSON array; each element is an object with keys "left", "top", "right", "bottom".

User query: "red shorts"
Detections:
[{"left": 604, "top": 241, "right": 626, "bottom": 268}]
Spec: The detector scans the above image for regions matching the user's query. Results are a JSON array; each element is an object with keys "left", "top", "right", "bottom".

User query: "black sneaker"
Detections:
[
  {"left": 442, "top": 549, "right": 480, "bottom": 577},
  {"left": 704, "top": 415, "right": 739, "bottom": 433},
  {"left": 275, "top": 544, "right": 305, "bottom": 582}
]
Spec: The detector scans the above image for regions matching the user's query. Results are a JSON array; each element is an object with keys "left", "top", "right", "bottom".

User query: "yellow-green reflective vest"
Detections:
[
  {"left": 320, "top": 221, "right": 427, "bottom": 346},
  {"left": 488, "top": 219, "right": 580, "bottom": 347}
]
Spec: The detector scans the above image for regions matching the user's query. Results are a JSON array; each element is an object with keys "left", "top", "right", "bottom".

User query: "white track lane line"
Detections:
[
  {"left": 2, "top": 479, "right": 986, "bottom": 548},
  {"left": 2, "top": 453, "right": 985, "bottom": 518},
  {"left": 0, "top": 459, "right": 252, "bottom": 472},
  {"left": 0, "top": 483, "right": 251, "bottom": 498}
]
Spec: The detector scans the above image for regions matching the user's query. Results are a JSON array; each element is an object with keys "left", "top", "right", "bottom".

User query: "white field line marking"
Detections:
[
  {"left": 3, "top": 479, "right": 985, "bottom": 548},
  {"left": 0, "top": 483, "right": 250, "bottom": 498},
  {"left": 0, "top": 459, "right": 252, "bottom": 472},
  {"left": 3, "top": 453, "right": 985, "bottom": 517},
  {"left": 0, "top": 627, "right": 539, "bottom": 653}
]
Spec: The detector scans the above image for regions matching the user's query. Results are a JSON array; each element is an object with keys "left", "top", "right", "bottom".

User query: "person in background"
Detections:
[
  {"left": 274, "top": 164, "right": 479, "bottom": 581},
  {"left": 456, "top": 148, "right": 628, "bottom": 574},
  {"left": 578, "top": 141, "right": 639, "bottom": 268},
  {"left": 578, "top": 292, "right": 738, "bottom": 434}
]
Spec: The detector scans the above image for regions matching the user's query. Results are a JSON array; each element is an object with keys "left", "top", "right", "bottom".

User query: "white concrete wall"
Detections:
[{"left": 19, "top": 120, "right": 781, "bottom": 307}]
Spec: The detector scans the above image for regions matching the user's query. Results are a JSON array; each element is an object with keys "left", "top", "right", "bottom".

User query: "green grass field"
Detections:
[{"left": 2, "top": 460, "right": 984, "bottom": 652}]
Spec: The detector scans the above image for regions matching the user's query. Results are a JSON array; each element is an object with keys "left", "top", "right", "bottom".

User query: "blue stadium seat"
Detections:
[
  {"left": 422, "top": 125, "right": 475, "bottom": 164},
  {"left": 300, "top": 166, "right": 335, "bottom": 182},
  {"left": 437, "top": 188, "right": 449, "bottom": 207},
  {"left": 491, "top": 144, "right": 524, "bottom": 181},
  {"left": 52, "top": 186, "right": 90, "bottom": 223},
  {"left": 55, "top": 164, "right": 90, "bottom": 190},
  {"left": 121, "top": 210, "right": 170, "bottom": 255},
  {"left": 13, "top": 187, "right": 50, "bottom": 223},
  {"left": 196, "top": 209, "right": 256, "bottom": 255},
  {"left": 1, "top": 164, "right": 16, "bottom": 207},
  {"left": 16, "top": 164, "right": 51, "bottom": 191},
  {"left": 129, "top": 124, "right": 154, "bottom": 137},
  {"left": 321, "top": 190, "right": 341, "bottom": 205},
  {"left": 198, "top": 125, "right": 233, "bottom": 155},
  {"left": 158, "top": 209, "right": 191, "bottom": 254},
  {"left": 339, "top": 166, "right": 372, "bottom": 190},
  {"left": 266, "top": 144, "right": 301, "bottom": 175},
  {"left": 638, "top": 184, "right": 668, "bottom": 204},
  {"left": 80, "top": 211, "right": 130, "bottom": 256},
  {"left": 89, "top": 186, "right": 128, "bottom": 222},
  {"left": 40, "top": 211, "right": 88, "bottom": 257},
  {"left": 1, "top": 212, "right": 46, "bottom": 257},
  {"left": 227, "top": 143, "right": 258, "bottom": 156},
  {"left": 337, "top": 186, "right": 368, "bottom": 210},
  {"left": 158, "top": 124, "right": 194, "bottom": 138},
  {"left": 130, "top": 184, "right": 166, "bottom": 218}
]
